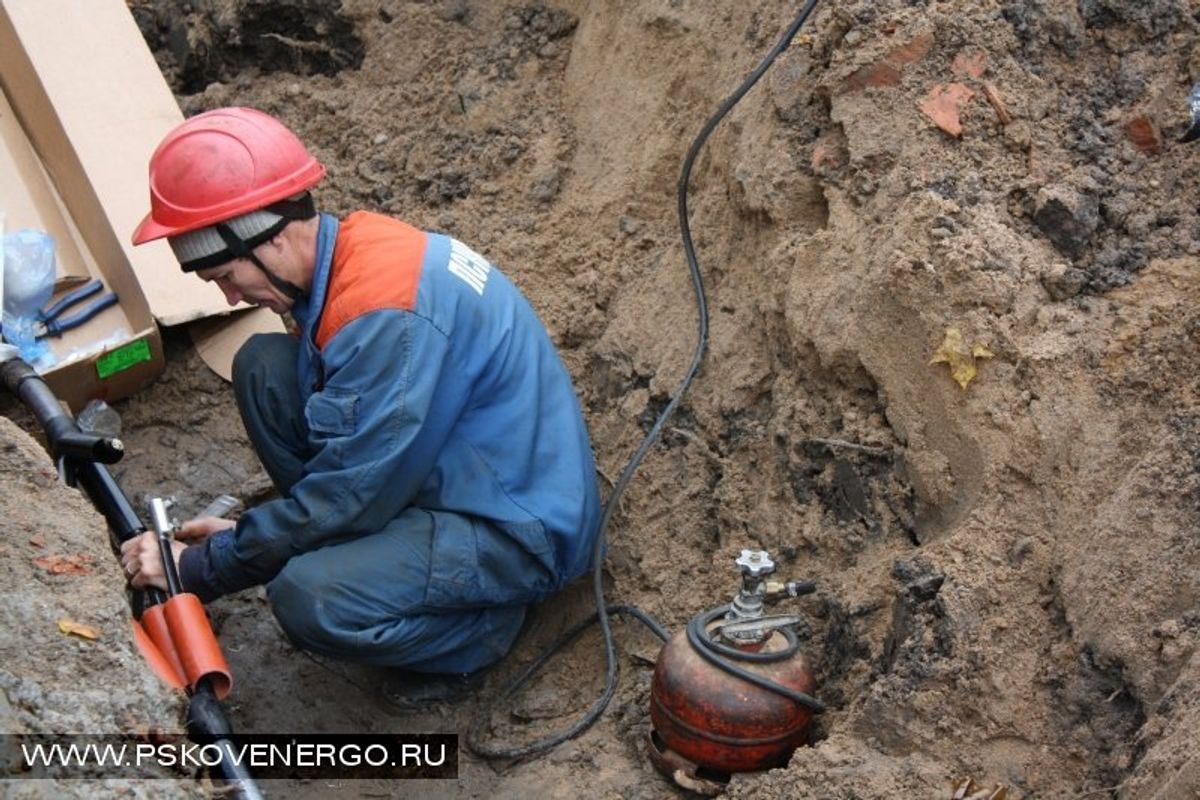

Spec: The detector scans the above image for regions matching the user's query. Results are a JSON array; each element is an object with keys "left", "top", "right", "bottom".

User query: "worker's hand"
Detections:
[
  {"left": 177, "top": 516, "right": 234, "bottom": 543},
  {"left": 120, "top": 531, "right": 185, "bottom": 592}
]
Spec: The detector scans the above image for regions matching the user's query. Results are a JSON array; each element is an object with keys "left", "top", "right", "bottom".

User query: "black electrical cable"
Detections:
[{"left": 467, "top": 0, "right": 823, "bottom": 760}]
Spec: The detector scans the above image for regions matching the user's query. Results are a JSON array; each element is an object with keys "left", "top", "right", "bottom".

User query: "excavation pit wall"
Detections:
[{"left": 2, "top": 1, "right": 1199, "bottom": 797}]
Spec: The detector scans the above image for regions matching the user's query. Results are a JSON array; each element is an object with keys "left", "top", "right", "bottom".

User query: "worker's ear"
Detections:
[
  {"left": 270, "top": 217, "right": 312, "bottom": 255},
  {"left": 261, "top": 232, "right": 287, "bottom": 254}
]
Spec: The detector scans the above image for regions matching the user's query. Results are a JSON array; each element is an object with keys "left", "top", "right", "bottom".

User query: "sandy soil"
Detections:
[{"left": 4, "top": 0, "right": 1200, "bottom": 797}]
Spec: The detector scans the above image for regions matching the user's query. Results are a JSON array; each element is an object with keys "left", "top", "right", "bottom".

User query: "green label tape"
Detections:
[{"left": 95, "top": 338, "right": 152, "bottom": 380}]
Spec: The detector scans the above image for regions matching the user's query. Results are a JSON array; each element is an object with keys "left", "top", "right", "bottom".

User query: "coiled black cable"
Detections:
[
  {"left": 686, "top": 605, "right": 826, "bottom": 712},
  {"left": 467, "top": 0, "right": 823, "bottom": 760}
]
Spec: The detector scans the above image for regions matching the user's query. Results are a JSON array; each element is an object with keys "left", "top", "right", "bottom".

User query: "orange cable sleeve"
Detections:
[
  {"left": 131, "top": 617, "right": 186, "bottom": 691},
  {"left": 162, "top": 593, "right": 233, "bottom": 700}
]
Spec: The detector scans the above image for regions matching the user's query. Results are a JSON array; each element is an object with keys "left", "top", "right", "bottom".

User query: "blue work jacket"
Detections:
[{"left": 187, "top": 212, "right": 601, "bottom": 601}]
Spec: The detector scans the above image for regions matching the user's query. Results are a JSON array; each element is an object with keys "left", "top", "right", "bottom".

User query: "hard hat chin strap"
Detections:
[{"left": 213, "top": 220, "right": 306, "bottom": 302}]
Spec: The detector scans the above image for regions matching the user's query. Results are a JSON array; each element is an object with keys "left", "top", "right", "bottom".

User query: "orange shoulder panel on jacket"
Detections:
[{"left": 316, "top": 212, "right": 427, "bottom": 349}]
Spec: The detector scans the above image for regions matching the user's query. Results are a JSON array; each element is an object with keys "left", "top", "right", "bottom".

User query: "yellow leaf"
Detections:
[
  {"left": 57, "top": 619, "right": 100, "bottom": 641},
  {"left": 929, "top": 327, "right": 994, "bottom": 390}
]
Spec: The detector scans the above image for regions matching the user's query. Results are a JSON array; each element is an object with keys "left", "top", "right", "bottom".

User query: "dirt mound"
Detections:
[
  {"left": 4, "top": 0, "right": 1200, "bottom": 797},
  {"left": 0, "top": 417, "right": 201, "bottom": 796}
]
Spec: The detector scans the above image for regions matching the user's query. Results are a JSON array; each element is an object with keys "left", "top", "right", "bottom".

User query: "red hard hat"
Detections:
[{"left": 131, "top": 107, "right": 326, "bottom": 245}]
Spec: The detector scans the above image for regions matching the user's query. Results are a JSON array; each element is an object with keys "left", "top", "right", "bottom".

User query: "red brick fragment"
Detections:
[
  {"left": 1124, "top": 115, "right": 1162, "bottom": 155},
  {"left": 839, "top": 31, "right": 934, "bottom": 95},
  {"left": 952, "top": 51, "right": 987, "bottom": 79},
  {"left": 843, "top": 62, "right": 902, "bottom": 93},
  {"left": 918, "top": 83, "right": 976, "bottom": 138},
  {"left": 33, "top": 553, "right": 95, "bottom": 576},
  {"left": 889, "top": 31, "right": 935, "bottom": 66}
]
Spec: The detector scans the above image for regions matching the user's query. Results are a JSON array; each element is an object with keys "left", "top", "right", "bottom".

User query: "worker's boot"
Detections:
[{"left": 381, "top": 669, "right": 485, "bottom": 711}]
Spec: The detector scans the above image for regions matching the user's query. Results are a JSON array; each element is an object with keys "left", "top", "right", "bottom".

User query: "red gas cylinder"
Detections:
[
  {"left": 646, "top": 550, "right": 821, "bottom": 788},
  {"left": 650, "top": 625, "right": 815, "bottom": 774}
]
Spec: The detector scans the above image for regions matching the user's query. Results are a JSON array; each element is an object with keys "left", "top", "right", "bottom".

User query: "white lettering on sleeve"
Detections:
[{"left": 447, "top": 239, "right": 492, "bottom": 295}]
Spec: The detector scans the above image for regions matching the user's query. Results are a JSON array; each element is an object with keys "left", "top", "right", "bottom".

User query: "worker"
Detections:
[{"left": 119, "top": 107, "right": 602, "bottom": 707}]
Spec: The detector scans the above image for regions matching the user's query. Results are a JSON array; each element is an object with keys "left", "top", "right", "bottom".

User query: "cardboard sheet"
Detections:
[
  {"left": 0, "top": 0, "right": 284, "bottom": 401},
  {"left": 0, "top": 0, "right": 228, "bottom": 325},
  {"left": 0, "top": 88, "right": 93, "bottom": 287},
  {"left": 189, "top": 307, "right": 288, "bottom": 381}
]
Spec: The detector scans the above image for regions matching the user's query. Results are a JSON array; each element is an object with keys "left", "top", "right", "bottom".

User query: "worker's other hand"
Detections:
[
  {"left": 177, "top": 516, "right": 235, "bottom": 543},
  {"left": 119, "top": 530, "right": 185, "bottom": 592}
]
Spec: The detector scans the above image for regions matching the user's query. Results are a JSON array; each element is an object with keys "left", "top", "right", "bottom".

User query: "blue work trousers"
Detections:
[{"left": 231, "top": 333, "right": 539, "bottom": 674}]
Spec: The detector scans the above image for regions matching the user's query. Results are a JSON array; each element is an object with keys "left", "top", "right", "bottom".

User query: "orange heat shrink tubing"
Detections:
[
  {"left": 163, "top": 593, "right": 233, "bottom": 699},
  {"left": 132, "top": 609, "right": 186, "bottom": 690},
  {"left": 134, "top": 604, "right": 188, "bottom": 691}
]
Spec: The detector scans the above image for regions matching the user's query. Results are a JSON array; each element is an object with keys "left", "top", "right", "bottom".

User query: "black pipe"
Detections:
[
  {"left": 53, "top": 430, "right": 124, "bottom": 464},
  {"left": 72, "top": 461, "right": 146, "bottom": 544},
  {"left": 189, "top": 682, "right": 263, "bottom": 800},
  {"left": 159, "top": 540, "right": 184, "bottom": 597},
  {"left": 0, "top": 359, "right": 123, "bottom": 463},
  {"left": 69, "top": 459, "right": 168, "bottom": 613}
]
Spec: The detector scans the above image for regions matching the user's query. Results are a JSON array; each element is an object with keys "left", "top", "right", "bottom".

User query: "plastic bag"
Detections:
[
  {"left": 1, "top": 229, "right": 56, "bottom": 365},
  {"left": 0, "top": 212, "right": 6, "bottom": 342},
  {"left": 76, "top": 399, "right": 122, "bottom": 438}
]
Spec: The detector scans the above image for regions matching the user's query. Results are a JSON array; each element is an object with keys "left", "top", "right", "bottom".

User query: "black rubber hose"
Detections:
[
  {"left": 687, "top": 605, "right": 826, "bottom": 713},
  {"left": 467, "top": 604, "right": 669, "bottom": 751},
  {"left": 467, "top": 0, "right": 823, "bottom": 760},
  {"left": 693, "top": 606, "right": 802, "bottom": 664}
]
